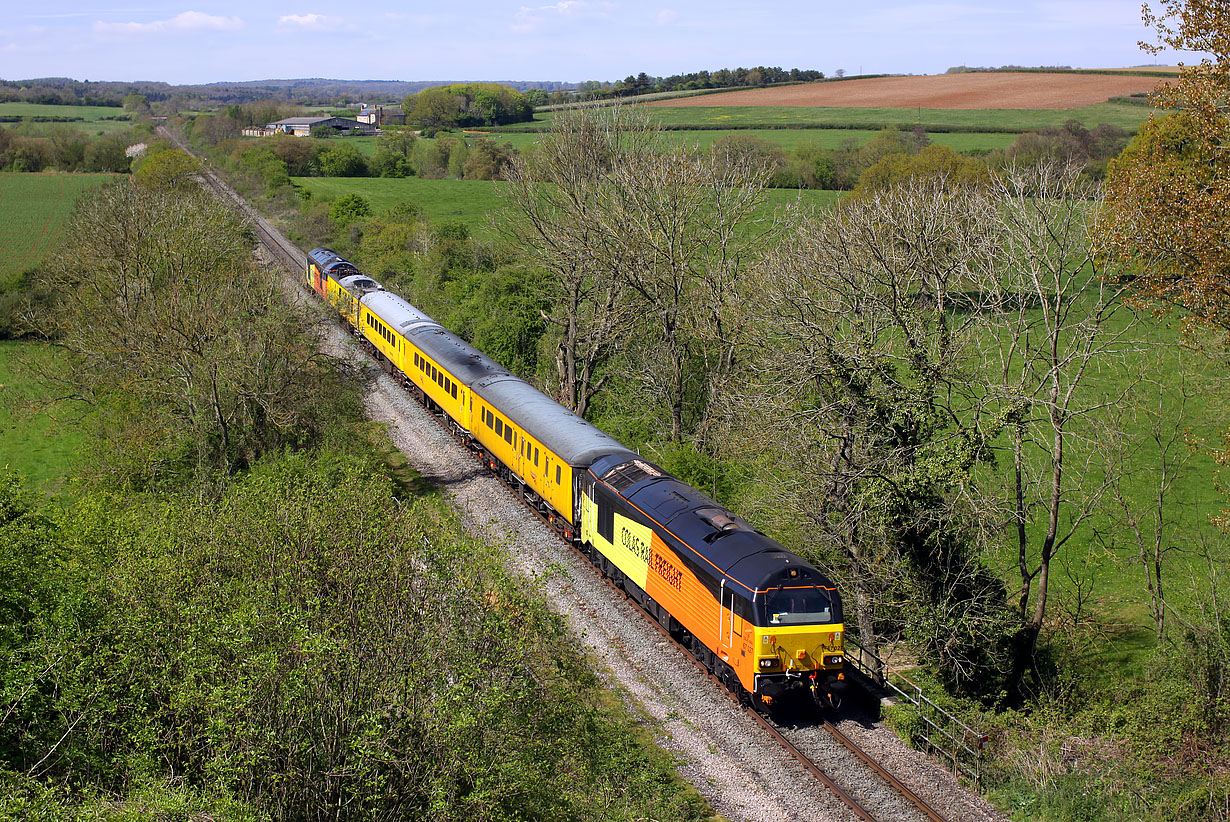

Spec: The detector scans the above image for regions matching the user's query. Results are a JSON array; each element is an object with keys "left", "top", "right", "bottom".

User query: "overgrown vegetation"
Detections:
[{"left": 0, "top": 178, "right": 711, "bottom": 821}]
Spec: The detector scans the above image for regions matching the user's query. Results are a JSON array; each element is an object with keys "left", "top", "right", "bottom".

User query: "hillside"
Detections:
[{"left": 649, "top": 71, "right": 1170, "bottom": 110}]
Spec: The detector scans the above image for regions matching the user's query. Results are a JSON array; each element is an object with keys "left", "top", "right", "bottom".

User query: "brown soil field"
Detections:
[{"left": 649, "top": 72, "right": 1170, "bottom": 110}]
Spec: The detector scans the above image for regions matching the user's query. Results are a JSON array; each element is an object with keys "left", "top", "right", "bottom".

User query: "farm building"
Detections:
[
  {"left": 265, "top": 116, "right": 376, "bottom": 137},
  {"left": 358, "top": 106, "right": 405, "bottom": 127}
]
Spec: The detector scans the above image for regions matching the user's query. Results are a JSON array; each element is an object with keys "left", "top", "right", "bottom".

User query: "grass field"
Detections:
[
  {"left": 293, "top": 175, "right": 841, "bottom": 235},
  {"left": 0, "top": 173, "right": 114, "bottom": 493},
  {"left": 0, "top": 102, "right": 131, "bottom": 121},
  {"left": 0, "top": 102, "right": 135, "bottom": 134},
  {"left": 0, "top": 173, "right": 117, "bottom": 286},
  {"left": 495, "top": 101, "right": 1155, "bottom": 135},
  {"left": 481, "top": 128, "right": 1018, "bottom": 154}
]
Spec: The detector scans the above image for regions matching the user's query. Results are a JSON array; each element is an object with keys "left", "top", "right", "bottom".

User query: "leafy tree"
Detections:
[
  {"left": 329, "top": 193, "right": 372, "bottom": 228},
  {"left": 405, "top": 86, "right": 464, "bottom": 128},
  {"left": 316, "top": 141, "right": 367, "bottom": 177},
  {"left": 133, "top": 148, "right": 200, "bottom": 189},
  {"left": 1098, "top": 1, "right": 1230, "bottom": 332},
  {"left": 370, "top": 128, "right": 417, "bottom": 178},
  {"left": 121, "top": 92, "right": 151, "bottom": 114},
  {"left": 462, "top": 138, "right": 514, "bottom": 180},
  {"left": 30, "top": 182, "right": 355, "bottom": 481},
  {"left": 268, "top": 134, "right": 321, "bottom": 176},
  {"left": 854, "top": 144, "right": 990, "bottom": 196}
]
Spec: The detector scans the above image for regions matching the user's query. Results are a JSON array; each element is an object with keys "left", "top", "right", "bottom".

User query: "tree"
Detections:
[
  {"left": 133, "top": 148, "right": 200, "bottom": 189},
  {"left": 330, "top": 193, "right": 372, "bottom": 228},
  {"left": 121, "top": 92, "right": 150, "bottom": 115},
  {"left": 371, "top": 129, "right": 416, "bottom": 178},
  {"left": 316, "top": 142, "right": 367, "bottom": 177},
  {"left": 1099, "top": 0, "right": 1230, "bottom": 333},
  {"left": 29, "top": 182, "right": 354, "bottom": 481},
  {"left": 501, "top": 107, "right": 647, "bottom": 417},
  {"left": 462, "top": 138, "right": 514, "bottom": 180},
  {"left": 730, "top": 178, "right": 1015, "bottom": 693},
  {"left": 974, "top": 164, "right": 1136, "bottom": 704},
  {"left": 405, "top": 86, "right": 464, "bottom": 128},
  {"left": 853, "top": 144, "right": 990, "bottom": 196}
]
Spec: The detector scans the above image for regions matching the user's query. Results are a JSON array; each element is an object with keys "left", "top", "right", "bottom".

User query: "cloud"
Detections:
[
  {"left": 93, "top": 10, "right": 242, "bottom": 36},
  {"left": 277, "top": 13, "right": 335, "bottom": 29},
  {"left": 512, "top": 1, "right": 611, "bottom": 33},
  {"left": 655, "top": 9, "right": 678, "bottom": 25}
]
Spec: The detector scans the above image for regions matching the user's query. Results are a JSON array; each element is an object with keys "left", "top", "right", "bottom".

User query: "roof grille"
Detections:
[{"left": 601, "top": 459, "right": 662, "bottom": 492}]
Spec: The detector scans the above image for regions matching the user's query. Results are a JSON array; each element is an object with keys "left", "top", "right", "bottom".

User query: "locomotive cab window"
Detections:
[{"left": 762, "top": 586, "right": 839, "bottom": 626}]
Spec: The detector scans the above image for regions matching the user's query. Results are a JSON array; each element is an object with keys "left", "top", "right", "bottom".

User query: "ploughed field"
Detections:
[{"left": 649, "top": 71, "right": 1169, "bottom": 109}]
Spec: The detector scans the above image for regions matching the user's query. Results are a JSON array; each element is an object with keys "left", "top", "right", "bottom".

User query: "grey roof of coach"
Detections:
[
  {"left": 474, "top": 374, "right": 637, "bottom": 468},
  {"left": 362, "top": 290, "right": 439, "bottom": 333},
  {"left": 408, "top": 325, "right": 512, "bottom": 385}
]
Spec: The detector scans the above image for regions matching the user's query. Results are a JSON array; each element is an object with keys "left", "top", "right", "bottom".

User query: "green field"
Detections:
[
  {"left": 493, "top": 101, "right": 1155, "bottom": 135},
  {"left": 0, "top": 102, "right": 135, "bottom": 134},
  {"left": 482, "top": 128, "right": 1018, "bottom": 154},
  {"left": 294, "top": 175, "right": 505, "bottom": 233},
  {"left": 0, "top": 173, "right": 117, "bottom": 286},
  {"left": 293, "top": 174, "right": 841, "bottom": 235},
  {"left": 0, "top": 102, "right": 131, "bottom": 121},
  {"left": 0, "top": 173, "right": 113, "bottom": 493}
]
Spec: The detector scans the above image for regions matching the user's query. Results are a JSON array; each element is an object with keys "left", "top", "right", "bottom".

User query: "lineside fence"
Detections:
[{"left": 844, "top": 635, "right": 988, "bottom": 785}]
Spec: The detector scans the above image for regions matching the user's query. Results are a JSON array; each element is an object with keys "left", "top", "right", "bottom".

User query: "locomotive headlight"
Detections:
[{"left": 758, "top": 657, "right": 778, "bottom": 670}]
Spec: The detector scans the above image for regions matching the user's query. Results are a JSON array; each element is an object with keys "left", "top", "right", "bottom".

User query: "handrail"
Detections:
[{"left": 843, "top": 634, "right": 988, "bottom": 785}]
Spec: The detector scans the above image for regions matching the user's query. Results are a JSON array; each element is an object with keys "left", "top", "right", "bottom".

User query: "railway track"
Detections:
[{"left": 180, "top": 137, "right": 954, "bottom": 822}]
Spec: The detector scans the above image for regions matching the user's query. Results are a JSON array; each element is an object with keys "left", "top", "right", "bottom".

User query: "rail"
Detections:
[{"left": 843, "top": 635, "right": 988, "bottom": 785}]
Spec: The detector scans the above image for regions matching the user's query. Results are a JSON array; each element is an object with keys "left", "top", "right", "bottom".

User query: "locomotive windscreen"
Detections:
[{"left": 763, "top": 586, "right": 840, "bottom": 625}]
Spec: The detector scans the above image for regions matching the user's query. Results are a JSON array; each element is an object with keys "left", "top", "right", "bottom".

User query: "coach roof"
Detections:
[
  {"left": 408, "top": 325, "right": 512, "bottom": 385},
  {"left": 362, "top": 290, "right": 438, "bottom": 333},
  {"left": 475, "top": 374, "right": 637, "bottom": 468}
]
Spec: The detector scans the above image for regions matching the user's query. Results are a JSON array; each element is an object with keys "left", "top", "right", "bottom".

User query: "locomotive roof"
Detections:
[
  {"left": 363, "top": 290, "right": 439, "bottom": 333},
  {"left": 589, "top": 453, "right": 836, "bottom": 597},
  {"left": 408, "top": 325, "right": 512, "bottom": 385},
  {"left": 337, "top": 273, "right": 384, "bottom": 295},
  {"left": 475, "top": 374, "right": 638, "bottom": 468},
  {"left": 308, "top": 247, "right": 339, "bottom": 264},
  {"left": 307, "top": 247, "right": 360, "bottom": 276}
]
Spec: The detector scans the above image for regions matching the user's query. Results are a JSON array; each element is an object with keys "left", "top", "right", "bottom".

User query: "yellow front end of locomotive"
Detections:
[{"left": 753, "top": 624, "right": 845, "bottom": 676}]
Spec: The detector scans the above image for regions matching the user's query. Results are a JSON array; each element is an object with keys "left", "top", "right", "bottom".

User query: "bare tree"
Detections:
[
  {"left": 503, "top": 106, "right": 777, "bottom": 438},
  {"left": 973, "top": 163, "right": 1138, "bottom": 702},
  {"left": 500, "top": 107, "right": 650, "bottom": 417},
  {"left": 1100, "top": 355, "right": 1204, "bottom": 644},
  {"left": 729, "top": 179, "right": 1015, "bottom": 689},
  {"left": 597, "top": 138, "right": 777, "bottom": 442}
]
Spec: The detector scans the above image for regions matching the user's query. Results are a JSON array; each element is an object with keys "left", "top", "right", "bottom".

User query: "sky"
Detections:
[{"left": 0, "top": 1, "right": 1195, "bottom": 86}]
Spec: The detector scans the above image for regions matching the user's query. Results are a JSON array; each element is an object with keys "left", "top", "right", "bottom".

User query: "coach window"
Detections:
[
  {"left": 451, "top": 384, "right": 458, "bottom": 400},
  {"left": 495, "top": 418, "right": 503, "bottom": 437},
  {"left": 556, "top": 465, "right": 562, "bottom": 485},
  {"left": 504, "top": 426, "right": 513, "bottom": 445},
  {"left": 534, "top": 447, "right": 539, "bottom": 466}
]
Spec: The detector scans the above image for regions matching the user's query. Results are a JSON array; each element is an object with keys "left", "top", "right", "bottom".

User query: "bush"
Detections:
[{"left": 329, "top": 193, "right": 372, "bottom": 228}]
